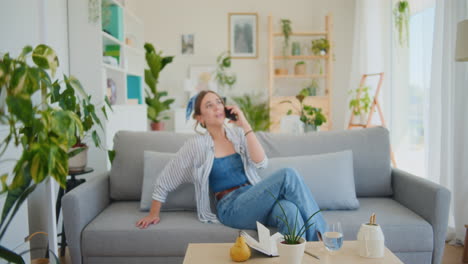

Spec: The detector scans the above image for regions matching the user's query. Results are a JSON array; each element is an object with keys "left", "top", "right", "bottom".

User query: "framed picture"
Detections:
[
  {"left": 181, "top": 34, "right": 194, "bottom": 55},
  {"left": 188, "top": 65, "right": 218, "bottom": 94},
  {"left": 228, "top": 13, "right": 258, "bottom": 59}
]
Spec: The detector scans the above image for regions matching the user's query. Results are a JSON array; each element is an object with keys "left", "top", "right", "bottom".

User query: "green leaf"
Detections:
[
  {"left": 10, "top": 66, "right": 27, "bottom": 95},
  {"left": 0, "top": 245, "right": 25, "bottom": 264},
  {"left": 6, "top": 94, "right": 33, "bottom": 124},
  {"left": 32, "top": 44, "right": 59, "bottom": 77},
  {"left": 0, "top": 183, "right": 37, "bottom": 241},
  {"left": 68, "top": 147, "right": 85, "bottom": 158},
  {"left": 66, "top": 75, "right": 87, "bottom": 99},
  {"left": 108, "top": 149, "right": 116, "bottom": 164}
]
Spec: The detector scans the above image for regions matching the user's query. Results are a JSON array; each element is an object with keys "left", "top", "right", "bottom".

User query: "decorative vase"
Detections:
[
  {"left": 151, "top": 122, "right": 164, "bottom": 131},
  {"left": 357, "top": 223, "right": 385, "bottom": 258},
  {"left": 294, "top": 64, "right": 306, "bottom": 75},
  {"left": 291, "top": 42, "right": 301, "bottom": 56},
  {"left": 277, "top": 237, "right": 306, "bottom": 264},
  {"left": 68, "top": 144, "right": 88, "bottom": 173}
]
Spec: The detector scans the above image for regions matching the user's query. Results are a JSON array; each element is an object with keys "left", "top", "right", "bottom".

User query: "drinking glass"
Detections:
[{"left": 322, "top": 221, "right": 343, "bottom": 252}]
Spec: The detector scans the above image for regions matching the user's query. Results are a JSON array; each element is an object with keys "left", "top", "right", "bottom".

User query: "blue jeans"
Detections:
[{"left": 216, "top": 168, "right": 326, "bottom": 241}]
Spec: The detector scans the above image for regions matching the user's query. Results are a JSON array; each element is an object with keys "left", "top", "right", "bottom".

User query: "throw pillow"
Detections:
[
  {"left": 258, "top": 150, "right": 359, "bottom": 210},
  {"left": 140, "top": 151, "right": 196, "bottom": 211}
]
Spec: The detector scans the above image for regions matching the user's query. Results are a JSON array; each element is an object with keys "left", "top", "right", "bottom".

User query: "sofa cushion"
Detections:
[
  {"left": 82, "top": 199, "right": 433, "bottom": 258},
  {"left": 322, "top": 198, "right": 433, "bottom": 253},
  {"left": 140, "top": 151, "right": 196, "bottom": 211},
  {"left": 82, "top": 202, "right": 258, "bottom": 257},
  {"left": 256, "top": 127, "right": 392, "bottom": 197},
  {"left": 110, "top": 131, "right": 194, "bottom": 201},
  {"left": 258, "top": 150, "right": 359, "bottom": 210}
]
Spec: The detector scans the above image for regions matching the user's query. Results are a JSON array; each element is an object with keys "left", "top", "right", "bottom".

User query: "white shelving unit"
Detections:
[{"left": 68, "top": 0, "right": 147, "bottom": 172}]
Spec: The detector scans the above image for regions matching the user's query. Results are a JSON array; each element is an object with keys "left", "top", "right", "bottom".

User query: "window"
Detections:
[{"left": 391, "top": 3, "right": 435, "bottom": 177}]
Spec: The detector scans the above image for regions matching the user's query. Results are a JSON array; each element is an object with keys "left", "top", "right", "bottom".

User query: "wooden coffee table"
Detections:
[{"left": 183, "top": 240, "right": 403, "bottom": 264}]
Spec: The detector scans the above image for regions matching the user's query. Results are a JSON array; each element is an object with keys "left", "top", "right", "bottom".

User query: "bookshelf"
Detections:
[
  {"left": 68, "top": 0, "right": 147, "bottom": 171},
  {"left": 268, "top": 14, "right": 334, "bottom": 132}
]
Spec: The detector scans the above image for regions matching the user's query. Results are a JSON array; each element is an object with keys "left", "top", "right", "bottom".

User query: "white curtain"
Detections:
[
  {"left": 346, "top": 0, "right": 392, "bottom": 127},
  {"left": 427, "top": 0, "right": 468, "bottom": 243}
]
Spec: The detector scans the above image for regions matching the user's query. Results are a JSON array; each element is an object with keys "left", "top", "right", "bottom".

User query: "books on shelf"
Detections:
[{"left": 240, "top": 222, "right": 283, "bottom": 257}]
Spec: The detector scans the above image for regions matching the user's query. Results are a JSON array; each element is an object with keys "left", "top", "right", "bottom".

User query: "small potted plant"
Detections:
[
  {"left": 311, "top": 38, "right": 329, "bottom": 75},
  {"left": 281, "top": 88, "right": 327, "bottom": 132},
  {"left": 348, "top": 85, "right": 372, "bottom": 125},
  {"left": 294, "top": 61, "right": 306, "bottom": 75},
  {"left": 304, "top": 79, "right": 319, "bottom": 96},
  {"left": 275, "top": 19, "right": 292, "bottom": 76},
  {"left": 267, "top": 192, "right": 321, "bottom": 264},
  {"left": 144, "top": 43, "right": 175, "bottom": 131}
]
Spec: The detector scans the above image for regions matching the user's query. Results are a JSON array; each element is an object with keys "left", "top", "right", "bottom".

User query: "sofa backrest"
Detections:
[
  {"left": 110, "top": 131, "right": 193, "bottom": 201},
  {"left": 256, "top": 126, "right": 392, "bottom": 197},
  {"left": 110, "top": 127, "right": 392, "bottom": 201}
]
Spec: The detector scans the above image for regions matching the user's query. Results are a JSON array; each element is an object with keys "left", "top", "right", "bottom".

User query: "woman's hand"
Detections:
[
  {"left": 225, "top": 105, "right": 251, "bottom": 131},
  {"left": 136, "top": 214, "right": 160, "bottom": 229}
]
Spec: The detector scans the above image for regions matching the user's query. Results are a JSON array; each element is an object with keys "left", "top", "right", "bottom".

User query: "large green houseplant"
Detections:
[
  {"left": 232, "top": 94, "right": 271, "bottom": 132},
  {"left": 50, "top": 75, "right": 111, "bottom": 171},
  {"left": 0, "top": 45, "right": 104, "bottom": 263},
  {"left": 144, "top": 43, "right": 175, "bottom": 131},
  {"left": 281, "top": 88, "right": 327, "bottom": 132}
]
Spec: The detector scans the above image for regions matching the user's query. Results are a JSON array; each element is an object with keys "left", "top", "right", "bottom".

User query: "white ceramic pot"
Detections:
[
  {"left": 68, "top": 145, "right": 88, "bottom": 172},
  {"left": 359, "top": 113, "right": 368, "bottom": 125},
  {"left": 277, "top": 237, "right": 306, "bottom": 264},
  {"left": 357, "top": 223, "right": 385, "bottom": 258}
]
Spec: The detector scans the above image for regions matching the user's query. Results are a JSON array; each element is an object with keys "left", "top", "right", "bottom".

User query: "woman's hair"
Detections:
[{"left": 192, "top": 90, "right": 224, "bottom": 133}]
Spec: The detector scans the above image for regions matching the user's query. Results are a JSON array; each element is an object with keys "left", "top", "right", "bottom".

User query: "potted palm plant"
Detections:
[
  {"left": 232, "top": 94, "right": 271, "bottom": 131},
  {"left": 0, "top": 44, "right": 96, "bottom": 263},
  {"left": 144, "top": 43, "right": 175, "bottom": 131},
  {"left": 281, "top": 88, "right": 327, "bottom": 132}
]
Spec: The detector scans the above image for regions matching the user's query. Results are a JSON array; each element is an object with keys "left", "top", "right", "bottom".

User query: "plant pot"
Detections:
[
  {"left": 294, "top": 64, "right": 306, "bottom": 75},
  {"left": 277, "top": 237, "right": 306, "bottom": 264},
  {"left": 68, "top": 145, "right": 88, "bottom": 173},
  {"left": 304, "top": 124, "right": 317, "bottom": 133},
  {"left": 151, "top": 122, "right": 164, "bottom": 131},
  {"left": 275, "top": 68, "right": 288, "bottom": 75},
  {"left": 359, "top": 113, "right": 369, "bottom": 125}
]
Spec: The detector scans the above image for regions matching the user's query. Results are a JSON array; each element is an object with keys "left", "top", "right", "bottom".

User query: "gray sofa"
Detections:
[{"left": 63, "top": 127, "right": 450, "bottom": 264}]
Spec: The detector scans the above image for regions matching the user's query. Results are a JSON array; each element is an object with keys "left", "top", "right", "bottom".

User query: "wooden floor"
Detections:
[{"left": 58, "top": 243, "right": 465, "bottom": 264}]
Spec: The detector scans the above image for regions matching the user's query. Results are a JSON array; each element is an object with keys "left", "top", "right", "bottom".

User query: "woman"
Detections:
[{"left": 136, "top": 90, "right": 326, "bottom": 241}]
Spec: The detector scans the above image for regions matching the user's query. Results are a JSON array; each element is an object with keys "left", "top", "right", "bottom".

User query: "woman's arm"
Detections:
[
  {"left": 136, "top": 200, "right": 162, "bottom": 229},
  {"left": 226, "top": 105, "right": 266, "bottom": 163}
]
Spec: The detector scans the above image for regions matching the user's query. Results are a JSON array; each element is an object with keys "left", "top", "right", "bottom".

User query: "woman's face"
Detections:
[{"left": 197, "top": 92, "right": 226, "bottom": 128}]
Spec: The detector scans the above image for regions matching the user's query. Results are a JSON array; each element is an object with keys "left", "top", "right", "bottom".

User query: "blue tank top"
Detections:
[{"left": 209, "top": 153, "right": 249, "bottom": 193}]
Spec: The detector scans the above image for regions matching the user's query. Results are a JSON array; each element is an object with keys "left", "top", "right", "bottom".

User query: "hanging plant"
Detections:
[
  {"left": 393, "top": 1, "right": 410, "bottom": 47},
  {"left": 280, "top": 19, "right": 292, "bottom": 57}
]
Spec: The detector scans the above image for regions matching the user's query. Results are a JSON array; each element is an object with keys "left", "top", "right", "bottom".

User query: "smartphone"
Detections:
[{"left": 224, "top": 107, "right": 237, "bottom": 121}]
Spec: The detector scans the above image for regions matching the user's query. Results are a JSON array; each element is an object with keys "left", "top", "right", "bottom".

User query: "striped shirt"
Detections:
[{"left": 152, "top": 126, "right": 268, "bottom": 223}]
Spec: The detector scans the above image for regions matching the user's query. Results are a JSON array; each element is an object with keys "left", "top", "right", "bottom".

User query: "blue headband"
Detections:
[{"left": 185, "top": 93, "right": 199, "bottom": 121}]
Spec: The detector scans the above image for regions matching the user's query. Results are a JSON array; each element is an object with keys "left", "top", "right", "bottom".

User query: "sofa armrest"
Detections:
[
  {"left": 62, "top": 172, "right": 111, "bottom": 264},
  {"left": 392, "top": 168, "right": 451, "bottom": 264}
]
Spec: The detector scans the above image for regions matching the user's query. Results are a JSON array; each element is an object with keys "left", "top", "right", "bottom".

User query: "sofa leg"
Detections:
[{"left": 464, "top": 225, "right": 468, "bottom": 263}]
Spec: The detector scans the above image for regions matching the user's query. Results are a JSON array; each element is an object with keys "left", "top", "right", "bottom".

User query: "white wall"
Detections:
[
  {"left": 0, "top": 0, "right": 70, "bottom": 256},
  {"left": 131, "top": 0, "right": 356, "bottom": 130}
]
